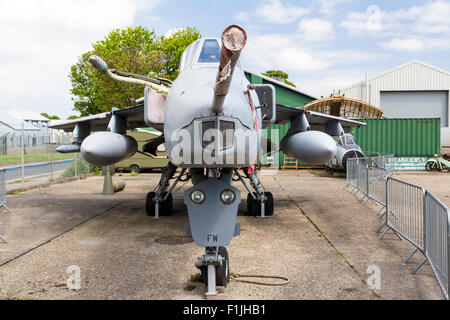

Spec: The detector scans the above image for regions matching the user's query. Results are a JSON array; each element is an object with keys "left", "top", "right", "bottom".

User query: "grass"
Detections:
[
  {"left": 307, "top": 169, "right": 333, "bottom": 178},
  {"left": 8, "top": 179, "right": 31, "bottom": 184},
  {"left": 130, "top": 171, "right": 139, "bottom": 177},
  {"left": 0, "top": 153, "right": 75, "bottom": 166}
]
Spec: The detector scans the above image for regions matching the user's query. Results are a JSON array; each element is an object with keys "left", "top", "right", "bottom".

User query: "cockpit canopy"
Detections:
[
  {"left": 179, "top": 38, "right": 241, "bottom": 73},
  {"left": 338, "top": 134, "right": 357, "bottom": 147}
]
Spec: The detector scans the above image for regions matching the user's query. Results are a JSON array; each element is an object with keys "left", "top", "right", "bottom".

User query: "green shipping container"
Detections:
[
  {"left": 245, "top": 71, "right": 316, "bottom": 166},
  {"left": 350, "top": 118, "right": 441, "bottom": 157}
]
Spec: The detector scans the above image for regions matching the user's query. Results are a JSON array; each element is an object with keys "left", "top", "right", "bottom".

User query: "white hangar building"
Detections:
[{"left": 340, "top": 60, "right": 450, "bottom": 149}]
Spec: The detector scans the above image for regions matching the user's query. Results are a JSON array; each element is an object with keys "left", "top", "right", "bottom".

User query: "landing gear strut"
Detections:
[
  {"left": 146, "top": 163, "right": 188, "bottom": 218},
  {"left": 195, "top": 246, "right": 230, "bottom": 295},
  {"left": 234, "top": 168, "right": 274, "bottom": 217}
]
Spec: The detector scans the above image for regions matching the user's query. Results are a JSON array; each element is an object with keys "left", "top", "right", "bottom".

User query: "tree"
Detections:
[
  {"left": 262, "top": 70, "right": 296, "bottom": 87},
  {"left": 157, "top": 27, "right": 201, "bottom": 80},
  {"left": 40, "top": 113, "right": 60, "bottom": 120},
  {"left": 70, "top": 26, "right": 201, "bottom": 116},
  {"left": 67, "top": 115, "right": 79, "bottom": 120}
]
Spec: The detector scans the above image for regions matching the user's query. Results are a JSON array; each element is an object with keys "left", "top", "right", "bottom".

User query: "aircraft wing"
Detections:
[
  {"left": 49, "top": 103, "right": 163, "bottom": 132},
  {"left": 275, "top": 104, "right": 366, "bottom": 132}
]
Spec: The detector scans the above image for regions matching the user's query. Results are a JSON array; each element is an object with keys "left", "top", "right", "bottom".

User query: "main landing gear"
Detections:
[
  {"left": 234, "top": 167, "right": 274, "bottom": 217},
  {"left": 146, "top": 163, "right": 189, "bottom": 218}
]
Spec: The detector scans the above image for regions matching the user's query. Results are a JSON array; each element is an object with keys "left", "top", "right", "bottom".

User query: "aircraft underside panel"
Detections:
[{"left": 184, "top": 178, "right": 241, "bottom": 247}]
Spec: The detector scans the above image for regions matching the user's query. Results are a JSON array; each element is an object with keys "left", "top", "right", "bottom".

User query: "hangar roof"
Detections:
[{"left": 341, "top": 60, "right": 450, "bottom": 91}]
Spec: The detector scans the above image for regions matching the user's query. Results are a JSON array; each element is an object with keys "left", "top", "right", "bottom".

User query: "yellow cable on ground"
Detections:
[{"left": 230, "top": 272, "right": 290, "bottom": 286}]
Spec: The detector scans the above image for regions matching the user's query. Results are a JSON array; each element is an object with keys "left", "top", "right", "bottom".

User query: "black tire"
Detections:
[
  {"left": 130, "top": 164, "right": 140, "bottom": 173},
  {"left": 425, "top": 161, "right": 434, "bottom": 172},
  {"left": 160, "top": 192, "right": 173, "bottom": 216},
  {"left": 146, "top": 192, "right": 173, "bottom": 216},
  {"left": 201, "top": 247, "right": 230, "bottom": 287},
  {"left": 146, "top": 192, "right": 156, "bottom": 216},
  {"left": 246, "top": 192, "right": 274, "bottom": 216},
  {"left": 246, "top": 193, "right": 256, "bottom": 216},
  {"left": 264, "top": 192, "right": 274, "bottom": 216},
  {"left": 216, "top": 247, "right": 230, "bottom": 287}
]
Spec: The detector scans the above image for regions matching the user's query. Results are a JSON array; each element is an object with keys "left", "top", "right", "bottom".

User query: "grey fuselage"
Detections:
[{"left": 163, "top": 38, "right": 261, "bottom": 168}]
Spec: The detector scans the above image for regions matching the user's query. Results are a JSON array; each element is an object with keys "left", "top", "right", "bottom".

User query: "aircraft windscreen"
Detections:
[{"left": 198, "top": 39, "right": 220, "bottom": 63}]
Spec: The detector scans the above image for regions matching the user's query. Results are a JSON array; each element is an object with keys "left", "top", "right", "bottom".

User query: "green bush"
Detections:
[{"left": 60, "top": 159, "right": 91, "bottom": 179}]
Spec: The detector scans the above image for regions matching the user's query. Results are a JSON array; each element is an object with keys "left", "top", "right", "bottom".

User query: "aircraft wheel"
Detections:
[
  {"left": 160, "top": 192, "right": 173, "bottom": 216},
  {"left": 146, "top": 192, "right": 173, "bottom": 216},
  {"left": 201, "top": 247, "right": 230, "bottom": 287},
  {"left": 246, "top": 192, "right": 274, "bottom": 216},
  {"left": 246, "top": 193, "right": 258, "bottom": 216},
  {"left": 216, "top": 247, "right": 230, "bottom": 286},
  {"left": 146, "top": 192, "right": 156, "bottom": 216},
  {"left": 264, "top": 192, "right": 274, "bottom": 216},
  {"left": 130, "top": 164, "right": 140, "bottom": 173}
]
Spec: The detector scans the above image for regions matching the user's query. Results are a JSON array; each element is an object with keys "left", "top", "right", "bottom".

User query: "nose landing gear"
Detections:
[{"left": 195, "top": 246, "right": 230, "bottom": 297}]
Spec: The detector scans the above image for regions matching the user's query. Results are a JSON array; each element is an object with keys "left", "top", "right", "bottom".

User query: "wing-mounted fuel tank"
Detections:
[
  {"left": 55, "top": 108, "right": 138, "bottom": 167},
  {"left": 280, "top": 112, "right": 337, "bottom": 165},
  {"left": 80, "top": 109, "right": 138, "bottom": 166}
]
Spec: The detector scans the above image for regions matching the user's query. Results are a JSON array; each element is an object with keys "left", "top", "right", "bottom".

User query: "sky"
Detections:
[{"left": 1, "top": 0, "right": 450, "bottom": 119}]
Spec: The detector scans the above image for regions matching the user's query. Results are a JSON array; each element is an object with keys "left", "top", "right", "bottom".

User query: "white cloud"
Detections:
[
  {"left": 318, "top": 0, "right": 354, "bottom": 16},
  {"left": 234, "top": 12, "right": 250, "bottom": 22},
  {"left": 165, "top": 27, "right": 184, "bottom": 38},
  {"left": 235, "top": 0, "right": 309, "bottom": 25},
  {"left": 256, "top": 0, "right": 310, "bottom": 24},
  {"left": 0, "top": 0, "right": 160, "bottom": 118},
  {"left": 379, "top": 38, "right": 425, "bottom": 51},
  {"left": 340, "top": 1, "right": 450, "bottom": 43},
  {"left": 243, "top": 34, "right": 330, "bottom": 73},
  {"left": 297, "top": 18, "right": 334, "bottom": 42},
  {"left": 242, "top": 32, "right": 380, "bottom": 76}
]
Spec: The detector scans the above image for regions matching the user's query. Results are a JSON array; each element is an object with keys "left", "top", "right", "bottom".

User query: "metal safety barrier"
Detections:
[
  {"left": 346, "top": 160, "right": 450, "bottom": 300},
  {"left": 345, "top": 158, "right": 359, "bottom": 190},
  {"left": 372, "top": 154, "right": 395, "bottom": 176},
  {"left": 367, "top": 165, "right": 388, "bottom": 212},
  {"left": 0, "top": 169, "right": 12, "bottom": 250},
  {"left": 356, "top": 162, "right": 369, "bottom": 201},
  {"left": 379, "top": 178, "right": 425, "bottom": 253},
  {"left": 422, "top": 191, "right": 450, "bottom": 300},
  {"left": 0, "top": 169, "right": 12, "bottom": 214}
]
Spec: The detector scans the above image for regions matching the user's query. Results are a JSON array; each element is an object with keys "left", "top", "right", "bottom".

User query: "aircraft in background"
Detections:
[
  {"left": 326, "top": 133, "right": 365, "bottom": 171},
  {"left": 50, "top": 25, "right": 365, "bottom": 296}
]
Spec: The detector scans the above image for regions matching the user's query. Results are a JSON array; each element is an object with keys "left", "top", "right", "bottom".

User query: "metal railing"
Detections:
[
  {"left": 423, "top": 191, "right": 450, "bottom": 300},
  {"left": 357, "top": 162, "right": 369, "bottom": 200},
  {"left": 0, "top": 169, "right": 12, "bottom": 214},
  {"left": 367, "top": 165, "right": 388, "bottom": 211},
  {"left": 345, "top": 155, "right": 450, "bottom": 300},
  {"left": 379, "top": 178, "right": 425, "bottom": 252},
  {"left": 0, "top": 169, "right": 12, "bottom": 250}
]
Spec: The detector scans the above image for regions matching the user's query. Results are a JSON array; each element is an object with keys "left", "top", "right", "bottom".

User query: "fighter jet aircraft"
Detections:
[
  {"left": 50, "top": 25, "right": 365, "bottom": 296},
  {"left": 325, "top": 133, "right": 365, "bottom": 171}
]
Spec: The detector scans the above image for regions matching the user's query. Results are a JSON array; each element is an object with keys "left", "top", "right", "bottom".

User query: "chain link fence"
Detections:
[{"left": 0, "top": 133, "right": 88, "bottom": 187}]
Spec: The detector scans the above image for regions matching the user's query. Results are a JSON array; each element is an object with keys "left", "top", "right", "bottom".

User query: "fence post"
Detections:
[
  {"left": 447, "top": 210, "right": 450, "bottom": 300},
  {"left": 411, "top": 188, "right": 428, "bottom": 275},
  {"left": 361, "top": 164, "right": 370, "bottom": 206}
]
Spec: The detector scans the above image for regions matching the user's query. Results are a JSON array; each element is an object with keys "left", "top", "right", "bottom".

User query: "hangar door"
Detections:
[{"left": 380, "top": 91, "right": 448, "bottom": 127}]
